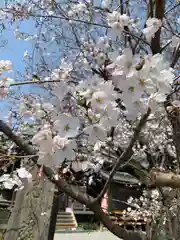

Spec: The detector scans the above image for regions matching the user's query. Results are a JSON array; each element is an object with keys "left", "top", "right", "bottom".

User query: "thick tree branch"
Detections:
[
  {"left": 88, "top": 202, "right": 144, "bottom": 240},
  {"left": 0, "top": 120, "right": 144, "bottom": 240},
  {"left": 51, "top": 173, "right": 144, "bottom": 240},
  {"left": 165, "top": 101, "right": 180, "bottom": 168},
  {"left": 0, "top": 120, "right": 35, "bottom": 156},
  {"left": 0, "top": 120, "right": 90, "bottom": 203},
  {"left": 151, "top": 0, "right": 165, "bottom": 54},
  {"left": 94, "top": 108, "right": 151, "bottom": 202},
  {"left": 148, "top": 0, "right": 155, "bottom": 18},
  {"left": 151, "top": 171, "right": 180, "bottom": 188}
]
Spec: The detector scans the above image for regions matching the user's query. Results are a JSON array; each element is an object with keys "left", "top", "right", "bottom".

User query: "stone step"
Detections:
[
  {"left": 56, "top": 219, "right": 75, "bottom": 223},
  {"left": 57, "top": 214, "right": 73, "bottom": 219},
  {"left": 56, "top": 211, "right": 78, "bottom": 229},
  {"left": 56, "top": 221, "right": 76, "bottom": 226},
  {"left": 56, "top": 225, "right": 76, "bottom": 229},
  {"left": 58, "top": 212, "right": 72, "bottom": 215},
  {"left": 57, "top": 214, "right": 73, "bottom": 218}
]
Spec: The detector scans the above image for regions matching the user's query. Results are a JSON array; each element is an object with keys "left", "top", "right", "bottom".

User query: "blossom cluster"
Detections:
[
  {"left": 0, "top": 60, "right": 14, "bottom": 99},
  {"left": 27, "top": 48, "right": 175, "bottom": 169},
  {"left": 0, "top": 0, "right": 179, "bottom": 203}
]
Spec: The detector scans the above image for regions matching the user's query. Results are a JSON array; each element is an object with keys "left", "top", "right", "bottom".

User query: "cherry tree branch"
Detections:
[
  {"left": 164, "top": 2, "right": 180, "bottom": 15},
  {"left": 166, "top": 106, "right": 180, "bottom": 168},
  {"left": 22, "top": 12, "right": 151, "bottom": 45},
  {"left": 8, "top": 79, "right": 64, "bottom": 86},
  {"left": 94, "top": 108, "right": 151, "bottom": 202},
  {"left": 171, "top": 44, "right": 180, "bottom": 68},
  {"left": 0, "top": 120, "right": 144, "bottom": 240},
  {"left": 151, "top": 0, "right": 165, "bottom": 54},
  {"left": 150, "top": 171, "right": 180, "bottom": 188}
]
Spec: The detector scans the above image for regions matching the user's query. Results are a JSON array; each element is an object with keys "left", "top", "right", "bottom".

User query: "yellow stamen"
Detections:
[
  {"left": 139, "top": 79, "right": 145, "bottom": 86},
  {"left": 96, "top": 97, "right": 103, "bottom": 103},
  {"left": 64, "top": 124, "right": 70, "bottom": 131},
  {"left": 128, "top": 86, "right": 134, "bottom": 92}
]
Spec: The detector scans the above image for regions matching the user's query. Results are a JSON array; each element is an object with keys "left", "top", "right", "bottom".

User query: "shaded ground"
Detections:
[{"left": 54, "top": 231, "right": 121, "bottom": 240}]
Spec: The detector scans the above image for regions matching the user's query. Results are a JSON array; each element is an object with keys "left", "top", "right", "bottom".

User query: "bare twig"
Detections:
[
  {"left": 94, "top": 108, "right": 151, "bottom": 202},
  {"left": 171, "top": 44, "right": 180, "bottom": 68},
  {"left": 165, "top": 2, "right": 180, "bottom": 15}
]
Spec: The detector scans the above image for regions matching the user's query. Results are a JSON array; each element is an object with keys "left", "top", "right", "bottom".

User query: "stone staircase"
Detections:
[
  {"left": 56, "top": 210, "right": 78, "bottom": 230},
  {"left": 0, "top": 200, "right": 11, "bottom": 229}
]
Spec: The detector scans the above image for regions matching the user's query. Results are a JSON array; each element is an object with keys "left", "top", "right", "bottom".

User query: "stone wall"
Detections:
[{"left": 4, "top": 166, "right": 54, "bottom": 240}]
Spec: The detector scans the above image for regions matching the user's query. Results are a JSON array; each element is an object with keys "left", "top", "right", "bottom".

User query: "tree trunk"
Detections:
[
  {"left": 48, "top": 188, "right": 61, "bottom": 240},
  {"left": 4, "top": 166, "right": 54, "bottom": 240}
]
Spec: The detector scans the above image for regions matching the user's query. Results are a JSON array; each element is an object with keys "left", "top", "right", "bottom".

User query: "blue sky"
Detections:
[
  {"left": 0, "top": 21, "right": 34, "bottom": 72},
  {"left": 0, "top": 18, "right": 36, "bottom": 116}
]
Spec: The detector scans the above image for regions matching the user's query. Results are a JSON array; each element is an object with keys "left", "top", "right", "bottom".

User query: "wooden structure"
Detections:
[
  {"left": 0, "top": 167, "right": 146, "bottom": 231},
  {"left": 53, "top": 170, "right": 147, "bottom": 231},
  {"left": 101, "top": 171, "right": 142, "bottom": 212},
  {"left": 55, "top": 171, "right": 143, "bottom": 215}
]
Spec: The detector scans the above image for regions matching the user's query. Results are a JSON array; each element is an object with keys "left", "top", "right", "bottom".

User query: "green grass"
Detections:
[{"left": 0, "top": 231, "right": 4, "bottom": 240}]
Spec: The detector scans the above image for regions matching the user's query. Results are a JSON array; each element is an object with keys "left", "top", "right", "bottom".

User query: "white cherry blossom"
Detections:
[
  {"left": 99, "top": 103, "right": 119, "bottom": 127},
  {"left": 53, "top": 81, "right": 69, "bottom": 102},
  {"left": 53, "top": 113, "right": 80, "bottom": 138},
  {"left": 0, "top": 60, "right": 13, "bottom": 71},
  {"left": 91, "top": 91, "right": 110, "bottom": 112},
  {"left": 0, "top": 174, "right": 22, "bottom": 189},
  {"left": 32, "top": 128, "right": 52, "bottom": 146},
  {"left": 143, "top": 18, "right": 162, "bottom": 42},
  {"left": 84, "top": 124, "right": 106, "bottom": 144},
  {"left": 17, "top": 168, "right": 32, "bottom": 181},
  {"left": 148, "top": 92, "right": 167, "bottom": 112},
  {"left": 52, "top": 136, "right": 77, "bottom": 164},
  {"left": 0, "top": 85, "right": 8, "bottom": 99},
  {"left": 121, "top": 85, "right": 142, "bottom": 103},
  {"left": 125, "top": 100, "right": 148, "bottom": 120},
  {"left": 107, "top": 12, "right": 130, "bottom": 30}
]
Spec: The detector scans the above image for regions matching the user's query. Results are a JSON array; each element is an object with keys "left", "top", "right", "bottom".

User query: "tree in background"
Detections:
[{"left": 0, "top": 0, "right": 179, "bottom": 240}]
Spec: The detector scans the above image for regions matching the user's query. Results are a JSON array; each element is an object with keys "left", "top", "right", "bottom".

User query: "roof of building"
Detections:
[{"left": 100, "top": 170, "right": 141, "bottom": 186}]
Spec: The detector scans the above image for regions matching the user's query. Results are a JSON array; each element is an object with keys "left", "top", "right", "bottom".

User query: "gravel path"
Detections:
[{"left": 54, "top": 231, "right": 121, "bottom": 240}]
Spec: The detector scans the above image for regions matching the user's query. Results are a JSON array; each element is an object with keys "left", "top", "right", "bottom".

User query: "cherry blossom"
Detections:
[
  {"left": 0, "top": 3, "right": 180, "bottom": 233},
  {"left": 53, "top": 82, "right": 69, "bottom": 102},
  {"left": 84, "top": 124, "right": 106, "bottom": 144},
  {"left": 32, "top": 128, "right": 52, "bottom": 146},
  {"left": 0, "top": 84, "right": 8, "bottom": 99},
  {"left": 52, "top": 136, "right": 77, "bottom": 164},
  {"left": 53, "top": 113, "right": 80, "bottom": 138},
  {"left": 17, "top": 168, "right": 32, "bottom": 181},
  {"left": 0, "top": 60, "right": 13, "bottom": 72},
  {"left": 143, "top": 18, "right": 162, "bottom": 42},
  {"left": 0, "top": 174, "right": 22, "bottom": 189},
  {"left": 99, "top": 103, "right": 119, "bottom": 128},
  {"left": 148, "top": 92, "right": 167, "bottom": 112},
  {"left": 107, "top": 12, "right": 130, "bottom": 31}
]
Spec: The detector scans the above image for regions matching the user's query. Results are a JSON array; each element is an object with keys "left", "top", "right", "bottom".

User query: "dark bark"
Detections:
[
  {"left": 48, "top": 188, "right": 61, "bottom": 240},
  {"left": 171, "top": 45, "right": 180, "bottom": 68},
  {"left": 151, "top": 0, "right": 165, "bottom": 54}
]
